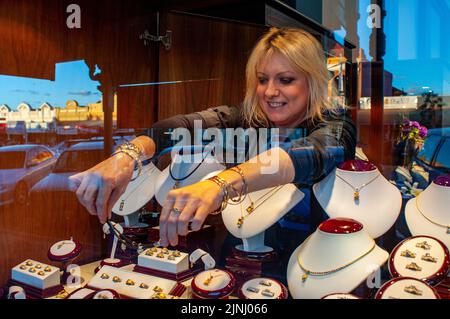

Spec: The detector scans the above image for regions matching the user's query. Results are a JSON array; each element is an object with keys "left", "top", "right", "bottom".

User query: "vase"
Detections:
[{"left": 402, "top": 139, "right": 416, "bottom": 170}]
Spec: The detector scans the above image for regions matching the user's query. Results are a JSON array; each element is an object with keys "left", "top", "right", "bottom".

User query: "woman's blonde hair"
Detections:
[{"left": 242, "top": 27, "right": 337, "bottom": 127}]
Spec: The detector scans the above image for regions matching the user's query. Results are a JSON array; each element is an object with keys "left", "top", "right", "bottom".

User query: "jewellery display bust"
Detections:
[
  {"left": 287, "top": 218, "right": 389, "bottom": 299},
  {"left": 238, "top": 277, "right": 288, "bottom": 299},
  {"left": 388, "top": 235, "right": 450, "bottom": 285},
  {"left": 375, "top": 277, "right": 440, "bottom": 299},
  {"left": 222, "top": 183, "right": 304, "bottom": 253},
  {"left": 112, "top": 162, "right": 160, "bottom": 216},
  {"left": 405, "top": 175, "right": 450, "bottom": 251},
  {"left": 191, "top": 269, "right": 236, "bottom": 299},
  {"left": 155, "top": 147, "right": 225, "bottom": 205},
  {"left": 313, "top": 160, "right": 402, "bottom": 238}
]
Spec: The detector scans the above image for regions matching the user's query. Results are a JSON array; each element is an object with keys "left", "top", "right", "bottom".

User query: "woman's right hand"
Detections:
[{"left": 68, "top": 153, "right": 135, "bottom": 224}]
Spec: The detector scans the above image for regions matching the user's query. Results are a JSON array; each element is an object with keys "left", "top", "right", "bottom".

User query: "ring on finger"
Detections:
[{"left": 172, "top": 207, "right": 182, "bottom": 215}]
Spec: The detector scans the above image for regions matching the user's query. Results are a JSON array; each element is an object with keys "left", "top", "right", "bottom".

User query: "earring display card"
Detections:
[
  {"left": 389, "top": 236, "right": 450, "bottom": 285},
  {"left": 11, "top": 259, "right": 60, "bottom": 290},
  {"left": 375, "top": 277, "right": 440, "bottom": 299},
  {"left": 88, "top": 265, "right": 186, "bottom": 299},
  {"left": 137, "top": 248, "right": 189, "bottom": 274},
  {"left": 239, "top": 278, "right": 288, "bottom": 299}
]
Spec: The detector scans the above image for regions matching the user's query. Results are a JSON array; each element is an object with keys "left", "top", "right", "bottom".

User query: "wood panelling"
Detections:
[
  {"left": 158, "top": 12, "right": 266, "bottom": 119},
  {"left": 117, "top": 85, "right": 156, "bottom": 129}
]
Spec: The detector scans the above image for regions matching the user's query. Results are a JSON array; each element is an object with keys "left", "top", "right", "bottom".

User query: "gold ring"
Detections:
[{"left": 172, "top": 207, "right": 182, "bottom": 215}]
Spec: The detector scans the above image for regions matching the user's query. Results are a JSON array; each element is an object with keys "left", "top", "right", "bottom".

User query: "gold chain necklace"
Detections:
[
  {"left": 335, "top": 173, "right": 380, "bottom": 201},
  {"left": 415, "top": 194, "right": 450, "bottom": 235},
  {"left": 297, "top": 236, "right": 376, "bottom": 282},
  {"left": 237, "top": 185, "right": 285, "bottom": 228}
]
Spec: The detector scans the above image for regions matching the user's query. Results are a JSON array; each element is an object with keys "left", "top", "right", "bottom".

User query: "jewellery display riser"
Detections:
[
  {"left": 434, "top": 277, "right": 450, "bottom": 299},
  {"left": 8, "top": 279, "right": 63, "bottom": 299},
  {"left": 133, "top": 264, "right": 203, "bottom": 282},
  {"left": 148, "top": 225, "right": 215, "bottom": 253}
]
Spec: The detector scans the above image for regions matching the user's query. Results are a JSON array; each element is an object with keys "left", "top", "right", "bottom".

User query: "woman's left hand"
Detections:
[{"left": 159, "top": 180, "right": 224, "bottom": 247}]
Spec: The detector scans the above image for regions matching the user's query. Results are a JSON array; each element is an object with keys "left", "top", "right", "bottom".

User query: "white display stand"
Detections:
[
  {"left": 375, "top": 277, "right": 440, "bottom": 299},
  {"left": 155, "top": 148, "right": 225, "bottom": 205},
  {"left": 405, "top": 180, "right": 450, "bottom": 251},
  {"left": 222, "top": 183, "right": 304, "bottom": 252},
  {"left": 388, "top": 235, "right": 449, "bottom": 284},
  {"left": 112, "top": 162, "right": 160, "bottom": 216},
  {"left": 287, "top": 218, "right": 388, "bottom": 299},
  {"left": 313, "top": 166, "right": 402, "bottom": 238},
  {"left": 137, "top": 247, "right": 189, "bottom": 274},
  {"left": 240, "top": 278, "right": 288, "bottom": 299},
  {"left": 88, "top": 265, "right": 183, "bottom": 299},
  {"left": 11, "top": 260, "right": 60, "bottom": 290}
]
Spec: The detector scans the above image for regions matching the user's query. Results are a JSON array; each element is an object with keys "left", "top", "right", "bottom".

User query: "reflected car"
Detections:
[
  {"left": 0, "top": 144, "right": 56, "bottom": 206},
  {"left": 30, "top": 141, "right": 108, "bottom": 194},
  {"left": 414, "top": 127, "right": 450, "bottom": 181}
]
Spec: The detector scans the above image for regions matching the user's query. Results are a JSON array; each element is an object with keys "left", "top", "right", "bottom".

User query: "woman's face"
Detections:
[{"left": 256, "top": 52, "right": 309, "bottom": 127}]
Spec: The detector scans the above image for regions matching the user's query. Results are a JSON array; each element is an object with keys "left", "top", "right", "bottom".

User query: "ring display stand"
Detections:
[
  {"left": 191, "top": 269, "right": 236, "bottom": 299},
  {"left": 313, "top": 160, "right": 402, "bottom": 238},
  {"left": 287, "top": 218, "right": 388, "bottom": 299},
  {"left": 321, "top": 293, "right": 360, "bottom": 299},
  {"left": 238, "top": 277, "right": 288, "bottom": 299},
  {"left": 405, "top": 175, "right": 450, "bottom": 251},
  {"left": 222, "top": 184, "right": 304, "bottom": 284},
  {"left": 47, "top": 238, "right": 82, "bottom": 286},
  {"left": 375, "top": 277, "right": 440, "bottom": 299},
  {"left": 388, "top": 235, "right": 450, "bottom": 285}
]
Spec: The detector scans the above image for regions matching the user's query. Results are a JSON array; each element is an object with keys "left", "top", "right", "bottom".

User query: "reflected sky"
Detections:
[{"left": 0, "top": 60, "right": 101, "bottom": 110}]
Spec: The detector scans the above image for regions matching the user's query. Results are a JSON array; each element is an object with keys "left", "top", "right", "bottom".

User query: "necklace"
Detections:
[
  {"left": 415, "top": 194, "right": 450, "bottom": 235},
  {"left": 335, "top": 172, "right": 380, "bottom": 201},
  {"left": 119, "top": 165, "right": 157, "bottom": 212},
  {"left": 203, "top": 270, "right": 224, "bottom": 286},
  {"left": 297, "top": 236, "right": 376, "bottom": 282},
  {"left": 237, "top": 185, "right": 285, "bottom": 228},
  {"left": 169, "top": 152, "right": 209, "bottom": 189}
]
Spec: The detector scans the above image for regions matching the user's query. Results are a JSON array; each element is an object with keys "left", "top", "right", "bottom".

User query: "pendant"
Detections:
[
  {"left": 119, "top": 200, "right": 125, "bottom": 211},
  {"left": 354, "top": 189, "right": 360, "bottom": 201},
  {"left": 237, "top": 217, "right": 244, "bottom": 228},
  {"left": 246, "top": 203, "right": 254, "bottom": 213},
  {"left": 173, "top": 181, "right": 180, "bottom": 189},
  {"left": 302, "top": 273, "right": 309, "bottom": 282}
]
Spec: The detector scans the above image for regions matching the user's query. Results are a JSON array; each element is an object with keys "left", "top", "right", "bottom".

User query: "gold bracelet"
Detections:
[
  {"left": 207, "top": 176, "right": 229, "bottom": 215},
  {"left": 229, "top": 166, "right": 248, "bottom": 195},
  {"left": 113, "top": 149, "right": 142, "bottom": 180}
]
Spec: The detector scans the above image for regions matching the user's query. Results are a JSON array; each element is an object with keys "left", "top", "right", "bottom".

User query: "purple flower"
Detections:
[
  {"left": 419, "top": 126, "right": 428, "bottom": 138},
  {"left": 410, "top": 121, "right": 420, "bottom": 128}
]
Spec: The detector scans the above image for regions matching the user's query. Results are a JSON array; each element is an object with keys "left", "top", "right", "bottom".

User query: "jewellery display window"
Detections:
[{"left": 1, "top": 0, "right": 450, "bottom": 302}]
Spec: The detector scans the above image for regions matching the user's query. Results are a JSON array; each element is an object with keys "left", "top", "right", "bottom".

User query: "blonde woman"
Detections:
[{"left": 70, "top": 27, "right": 356, "bottom": 247}]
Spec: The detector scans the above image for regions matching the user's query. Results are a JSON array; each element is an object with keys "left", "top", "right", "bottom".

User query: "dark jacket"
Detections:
[{"left": 148, "top": 105, "right": 356, "bottom": 186}]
